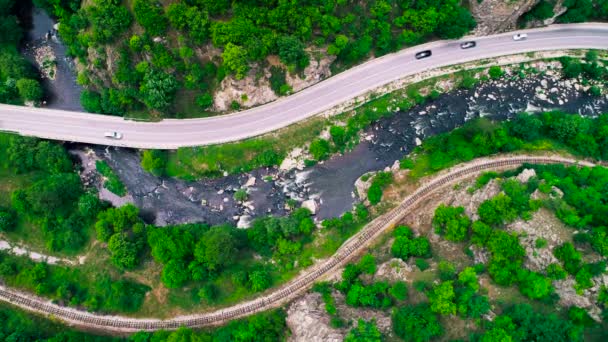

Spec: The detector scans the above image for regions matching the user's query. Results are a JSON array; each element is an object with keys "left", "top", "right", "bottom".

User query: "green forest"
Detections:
[
  {"left": 0, "top": 1, "right": 44, "bottom": 105},
  {"left": 34, "top": 0, "right": 476, "bottom": 117}
]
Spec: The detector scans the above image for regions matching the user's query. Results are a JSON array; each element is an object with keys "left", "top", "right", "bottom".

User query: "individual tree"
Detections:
[
  {"left": 248, "top": 267, "right": 272, "bottom": 292},
  {"left": 141, "top": 150, "right": 167, "bottom": 177},
  {"left": 107, "top": 233, "right": 139, "bottom": 270},
  {"left": 87, "top": 0, "right": 133, "bottom": 43},
  {"left": 276, "top": 35, "right": 309, "bottom": 70},
  {"left": 367, "top": 183, "right": 383, "bottom": 205},
  {"left": 432, "top": 205, "right": 471, "bottom": 242},
  {"left": 509, "top": 113, "right": 544, "bottom": 141},
  {"left": 0, "top": 207, "right": 16, "bottom": 232},
  {"left": 16, "top": 78, "right": 43, "bottom": 102},
  {"left": 222, "top": 43, "right": 249, "bottom": 80},
  {"left": 393, "top": 303, "right": 444, "bottom": 342},
  {"left": 139, "top": 70, "right": 178, "bottom": 110},
  {"left": 196, "top": 93, "right": 214, "bottom": 109},
  {"left": 517, "top": 270, "right": 554, "bottom": 300},
  {"left": 358, "top": 254, "right": 376, "bottom": 275},
  {"left": 309, "top": 138, "right": 330, "bottom": 160},
  {"left": 80, "top": 90, "right": 102, "bottom": 113},
  {"left": 329, "top": 125, "right": 347, "bottom": 147},
  {"left": 429, "top": 281, "right": 457, "bottom": 315},
  {"left": 194, "top": 226, "right": 237, "bottom": 272},
  {"left": 389, "top": 281, "right": 408, "bottom": 301},
  {"left": 133, "top": 0, "right": 168, "bottom": 36},
  {"left": 478, "top": 194, "right": 517, "bottom": 226},
  {"left": 161, "top": 259, "right": 190, "bottom": 288}
]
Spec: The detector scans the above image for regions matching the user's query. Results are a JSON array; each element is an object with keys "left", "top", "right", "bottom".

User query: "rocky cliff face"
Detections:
[{"left": 471, "top": 0, "right": 540, "bottom": 35}]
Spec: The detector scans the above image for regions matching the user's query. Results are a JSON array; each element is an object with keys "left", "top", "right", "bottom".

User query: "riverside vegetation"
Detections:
[
  {"left": 0, "top": 1, "right": 45, "bottom": 105},
  {"left": 156, "top": 50, "right": 607, "bottom": 180}
]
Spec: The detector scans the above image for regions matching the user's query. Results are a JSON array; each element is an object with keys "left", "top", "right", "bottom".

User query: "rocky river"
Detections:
[{"left": 89, "top": 66, "right": 608, "bottom": 227}]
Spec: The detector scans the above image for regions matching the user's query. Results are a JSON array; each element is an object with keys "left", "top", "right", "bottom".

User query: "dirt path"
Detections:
[
  {"left": 0, "top": 238, "right": 86, "bottom": 266},
  {"left": 0, "top": 154, "right": 595, "bottom": 334}
]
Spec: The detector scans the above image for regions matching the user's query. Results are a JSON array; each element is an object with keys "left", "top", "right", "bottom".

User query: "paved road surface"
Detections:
[{"left": 1, "top": 24, "right": 607, "bottom": 149}]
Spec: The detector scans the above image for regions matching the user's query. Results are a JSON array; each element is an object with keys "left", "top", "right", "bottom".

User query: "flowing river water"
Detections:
[{"left": 99, "top": 72, "right": 608, "bottom": 226}]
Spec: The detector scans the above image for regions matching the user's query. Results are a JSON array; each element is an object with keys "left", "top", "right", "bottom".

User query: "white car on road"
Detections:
[
  {"left": 513, "top": 33, "right": 528, "bottom": 41},
  {"left": 104, "top": 131, "right": 123, "bottom": 140}
]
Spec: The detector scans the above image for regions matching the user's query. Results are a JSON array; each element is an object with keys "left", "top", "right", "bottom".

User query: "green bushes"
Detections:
[
  {"left": 432, "top": 205, "right": 471, "bottom": 242},
  {"left": 0, "top": 3, "right": 44, "bottom": 106},
  {"left": 406, "top": 112, "right": 608, "bottom": 180},
  {"left": 393, "top": 303, "right": 444, "bottom": 342},
  {"left": 0, "top": 207, "right": 16, "bottom": 232},
  {"left": 269, "top": 66, "right": 291, "bottom": 96},
  {"left": 95, "top": 160, "right": 126, "bottom": 196},
  {"left": 0, "top": 251, "right": 148, "bottom": 313},
  {"left": 367, "top": 171, "right": 393, "bottom": 205},
  {"left": 141, "top": 150, "right": 168, "bottom": 177},
  {"left": 345, "top": 319, "right": 382, "bottom": 342},
  {"left": 476, "top": 303, "right": 583, "bottom": 341},
  {"left": 2, "top": 136, "right": 100, "bottom": 252},
  {"left": 488, "top": 66, "right": 504, "bottom": 79},
  {"left": 391, "top": 225, "right": 432, "bottom": 260}
]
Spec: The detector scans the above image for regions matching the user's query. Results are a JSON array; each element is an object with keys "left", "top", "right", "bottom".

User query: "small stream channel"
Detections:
[{"left": 21, "top": 5, "right": 83, "bottom": 110}]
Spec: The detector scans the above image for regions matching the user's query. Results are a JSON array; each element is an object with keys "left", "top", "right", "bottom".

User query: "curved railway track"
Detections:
[{"left": 0, "top": 155, "right": 595, "bottom": 333}]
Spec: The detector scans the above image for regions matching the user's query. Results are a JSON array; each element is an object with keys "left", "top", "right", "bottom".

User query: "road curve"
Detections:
[
  {"left": 1, "top": 24, "right": 608, "bottom": 149},
  {"left": 0, "top": 155, "right": 595, "bottom": 333}
]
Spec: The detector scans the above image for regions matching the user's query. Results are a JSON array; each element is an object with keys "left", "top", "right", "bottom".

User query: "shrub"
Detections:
[
  {"left": 393, "top": 304, "right": 444, "bottom": 341},
  {"left": 0, "top": 207, "right": 17, "bottom": 232},
  {"left": 389, "top": 281, "right": 408, "bottom": 301},
  {"left": 432, "top": 205, "right": 471, "bottom": 242},
  {"left": 415, "top": 258, "right": 430, "bottom": 271},
  {"left": 488, "top": 66, "right": 504, "bottom": 79},
  {"left": 141, "top": 150, "right": 167, "bottom": 177},
  {"left": 309, "top": 138, "right": 330, "bottom": 160},
  {"left": 16, "top": 78, "right": 43, "bottom": 102}
]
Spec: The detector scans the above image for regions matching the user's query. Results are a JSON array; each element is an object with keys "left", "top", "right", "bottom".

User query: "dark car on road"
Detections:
[{"left": 415, "top": 50, "right": 432, "bottom": 59}]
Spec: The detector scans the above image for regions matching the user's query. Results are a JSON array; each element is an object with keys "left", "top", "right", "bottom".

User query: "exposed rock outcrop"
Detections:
[{"left": 287, "top": 293, "right": 343, "bottom": 342}]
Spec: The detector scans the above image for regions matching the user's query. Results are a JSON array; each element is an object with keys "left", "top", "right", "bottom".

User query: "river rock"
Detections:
[
  {"left": 354, "top": 173, "right": 374, "bottom": 201},
  {"left": 301, "top": 199, "right": 318, "bottom": 215},
  {"left": 244, "top": 176, "right": 256, "bottom": 187},
  {"left": 237, "top": 215, "right": 252, "bottom": 229}
]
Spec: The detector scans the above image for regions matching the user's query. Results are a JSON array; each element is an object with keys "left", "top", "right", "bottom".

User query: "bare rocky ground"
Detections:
[
  {"left": 287, "top": 167, "right": 607, "bottom": 339},
  {"left": 471, "top": 0, "right": 540, "bottom": 35}
]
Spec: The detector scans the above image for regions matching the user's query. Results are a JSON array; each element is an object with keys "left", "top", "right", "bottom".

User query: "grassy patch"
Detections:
[{"left": 166, "top": 117, "right": 326, "bottom": 179}]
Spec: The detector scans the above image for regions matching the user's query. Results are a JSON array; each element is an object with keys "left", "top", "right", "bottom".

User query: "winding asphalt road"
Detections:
[{"left": 0, "top": 24, "right": 607, "bottom": 149}]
